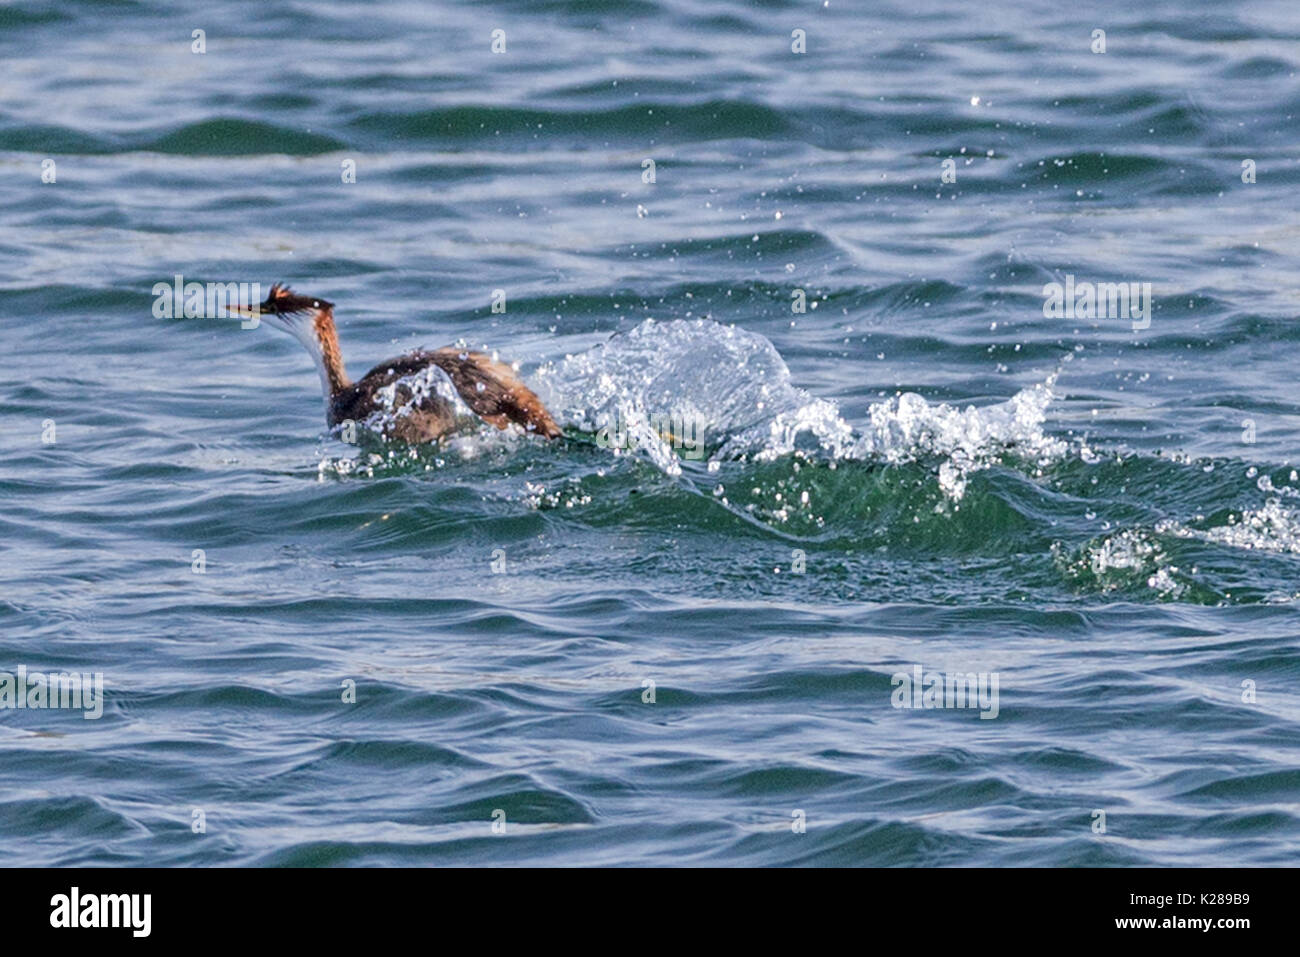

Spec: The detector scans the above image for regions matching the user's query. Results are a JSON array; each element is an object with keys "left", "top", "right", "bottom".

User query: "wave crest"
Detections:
[{"left": 537, "top": 317, "right": 1063, "bottom": 497}]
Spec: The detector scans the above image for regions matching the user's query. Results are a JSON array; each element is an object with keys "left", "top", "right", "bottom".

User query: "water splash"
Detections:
[
  {"left": 850, "top": 374, "right": 1064, "bottom": 501},
  {"left": 537, "top": 317, "right": 1064, "bottom": 498},
  {"left": 364, "top": 362, "right": 479, "bottom": 438},
  {"left": 1160, "top": 499, "right": 1300, "bottom": 556},
  {"left": 1053, "top": 470, "right": 1300, "bottom": 603},
  {"left": 304, "top": 319, "right": 1300, "bottom": 607},
  {"left": 536, "top": 317, "right": 833, "bottom": 476},
  {"left": 1054, "top": 528, "right": 1187, "bottom": 599}
]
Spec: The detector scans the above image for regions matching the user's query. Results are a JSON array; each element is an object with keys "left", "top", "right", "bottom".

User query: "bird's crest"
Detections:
[{"left": 261, "top": 282, "right": 332, "bottom": 314}]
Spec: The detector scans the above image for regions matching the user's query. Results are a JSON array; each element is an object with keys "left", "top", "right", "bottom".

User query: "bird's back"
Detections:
[{"left": 332, "top": 348, "right": 561, "bottom": 443}]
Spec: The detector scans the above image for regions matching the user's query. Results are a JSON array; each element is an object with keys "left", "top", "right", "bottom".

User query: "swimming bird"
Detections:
[{"left": 229, "top": 284, "right": 561, "bottom": 444}]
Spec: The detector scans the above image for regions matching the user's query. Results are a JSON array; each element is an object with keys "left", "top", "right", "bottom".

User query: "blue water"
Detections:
[{"left": 2, "top": 0, "right": 1299, "bottom": 865}]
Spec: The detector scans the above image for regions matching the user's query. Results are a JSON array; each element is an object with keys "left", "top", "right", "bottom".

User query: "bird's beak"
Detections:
[{"left": 226, "top": 302, "right": 262, "bottom": 329}]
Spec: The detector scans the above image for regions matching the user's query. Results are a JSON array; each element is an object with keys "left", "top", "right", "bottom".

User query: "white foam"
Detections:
[
  {"left": 1159, "top": 498, "right": 1300, "bottom": 555},
  {"left": 536, "top": 318, "right": 1064, "bottom": 498}
]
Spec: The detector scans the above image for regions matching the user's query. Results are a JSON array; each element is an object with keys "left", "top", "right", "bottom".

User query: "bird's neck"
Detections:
[
  {"left": 286, "top": 307, "right": 352, "bottom": 416},
  {"left": 313, "top": 309, "right": 351, "bottom": 398}
]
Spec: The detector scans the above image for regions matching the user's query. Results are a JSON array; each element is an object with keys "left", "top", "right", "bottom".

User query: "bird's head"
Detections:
[
  {"left": 228, "top": 282, "right": 333, "bottom": 337},
  {"left": 227, "top": 283, "right": 350, "bottom": 399}
]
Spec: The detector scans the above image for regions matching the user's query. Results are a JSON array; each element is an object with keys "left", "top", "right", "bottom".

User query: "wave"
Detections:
[
  {"left": 534, "top": 317, "right": 1062, "bottom": 491},
  {"left": 314, "top": 318, "right": 1300, "bottom": 606}
]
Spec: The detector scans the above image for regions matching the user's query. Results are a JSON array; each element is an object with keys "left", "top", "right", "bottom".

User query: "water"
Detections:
[{"left": 2, "top": 0, "right": 1299, "bottom": 866}]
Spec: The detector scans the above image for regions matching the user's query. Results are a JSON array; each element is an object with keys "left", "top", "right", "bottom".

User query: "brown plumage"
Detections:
[{"left": 234, "top": 284, "right": 562, "bottom": 444}]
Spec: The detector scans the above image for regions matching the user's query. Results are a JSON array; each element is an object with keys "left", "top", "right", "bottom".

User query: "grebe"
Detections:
[{"left": 229, "top": 284, "right": 561, "bottom": 444}]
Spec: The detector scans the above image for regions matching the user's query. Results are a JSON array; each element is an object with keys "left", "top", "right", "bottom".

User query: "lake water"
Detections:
[{"left": 1, "top": 0, "right": 1299, "bottom": 865}]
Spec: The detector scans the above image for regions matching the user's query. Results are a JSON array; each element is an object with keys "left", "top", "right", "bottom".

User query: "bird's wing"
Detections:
[{"left": 423, "top": 348, "right": 562, "bottom": 438}]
